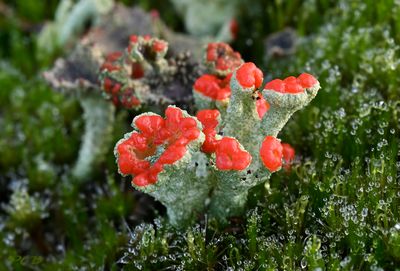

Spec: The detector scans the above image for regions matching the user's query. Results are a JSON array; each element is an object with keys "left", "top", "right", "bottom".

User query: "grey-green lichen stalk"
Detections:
[
  {"left": 72, "top": 95, "right": 115, "bottom": 180},
  {"left": 209, "top": 69, "right": 320, "bottom": 219},
  {"left": 43, "top": 45, "right": 116, "bottom": 182},
  {"left": 114, "top": 45, "right": 320, "bottom": 227}
]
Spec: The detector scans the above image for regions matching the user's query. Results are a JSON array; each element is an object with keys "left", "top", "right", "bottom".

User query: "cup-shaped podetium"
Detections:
[{"left": 115, "top": 106, "right": 210, "bottom": 226}]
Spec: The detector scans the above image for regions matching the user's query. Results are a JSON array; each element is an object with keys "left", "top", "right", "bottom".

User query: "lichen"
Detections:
[{"left": 114, "top": 45, "right": 320, "bottom": 225}]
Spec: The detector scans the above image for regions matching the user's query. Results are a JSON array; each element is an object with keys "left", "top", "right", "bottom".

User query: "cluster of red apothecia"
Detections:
[
  {"left": 114, "top": 38, "right": 318, "bottom": 186},
  {"left": 116, "top": 107, "right": 201, "bottom": 186},
  {"left": 99, "top": 35, "right": 168, "bottom": 109},
  {"left": 193, "top": 59, "right": 316, "bottom": 174},
  {"left": 194, "top": 44, "right": 271, "bottom": 119}
]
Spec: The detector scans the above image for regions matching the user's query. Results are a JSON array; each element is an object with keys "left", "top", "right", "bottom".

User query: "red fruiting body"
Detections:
[
  {"left": 215, "top": 137, "right": 252, "bottom": 170},
  {"left": 236, "top": 62, "right": 263, "bottom": 89},
  {"left": 196, "top": 109, "right": 220, "bottom": 153},
  {"left": 106, "top": 51, "right": 123, "bottom": 62},
  {"left": 100, "top": 51, "right": 122, "bottom": 73},
  {"left": 256, "top": 93, "right": 270, "bottom": 119},
  {"left": 102, "top": 77, "right": 121, "bottom": 95},
  {"left": 111, "top": 83, "right": 121, "bottom": 95},
  {"left": 133, "top": 162, "right": 164, "bottom": 186},
  {"left": 130, "top": 35, "right": 138, "bottom": 43},
  {"left": 135, "top": 115, "right": 165, "bottom": 137},
  {"left": 264, "top": 79, "right": 285, "bottom": 93},
  {"left": 101, "top": 35, "right": 172, "bottom": 108},
  {"left": 206, "top": 46, "right": 217, "bottom": 62},
  {"left": 152, "top": 40, "right": 167, "bottom": 53},
  {"left": 131, "top": 62, "right": 144, "bottom": 79},
  {"left": 100, "top": 62, "right": 120, "bottom": 72},
  {"left": 264, "top": 73, "right": 318, "bottom": 94},
  {"left": 260, "top": 136, "right": 283, "bottom": 172},
  {"left": 120, "top": 90, "right": 141, "bottom": 108},
  {"left": 201, "top": 129, "right": 218, "bottom": 154},
  {"left": 116, "top": 107, "right": 201, "bottom": 186},
  {"left": 103, "top": 77, "right": 114, "bottom": 93},
  {"left": 297, "top": 73, "right": 318, "bottom": 88},
  {"left": 116, "top": 134, "right": 151, "bottom": 175},
  {"left": 193, "top": 74, "right": 232, "bottom": 100},
  {"left": 284, "top": 76, "right": 303, "bottom": 93},
  {"left": 128, "top": 35, "right": 138, "bottom": 53},
  {"left": 281, "top": 143, "right": 295, "bottom": 169},
  {"left": 158, "top": 143, "right": 187, "bottom": 164},
  {"left": 196, "top": 109, "right": 220, "bottom": 130},
  {"left": 206, "top": 43, "right": 243, "bottom": 73}
]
